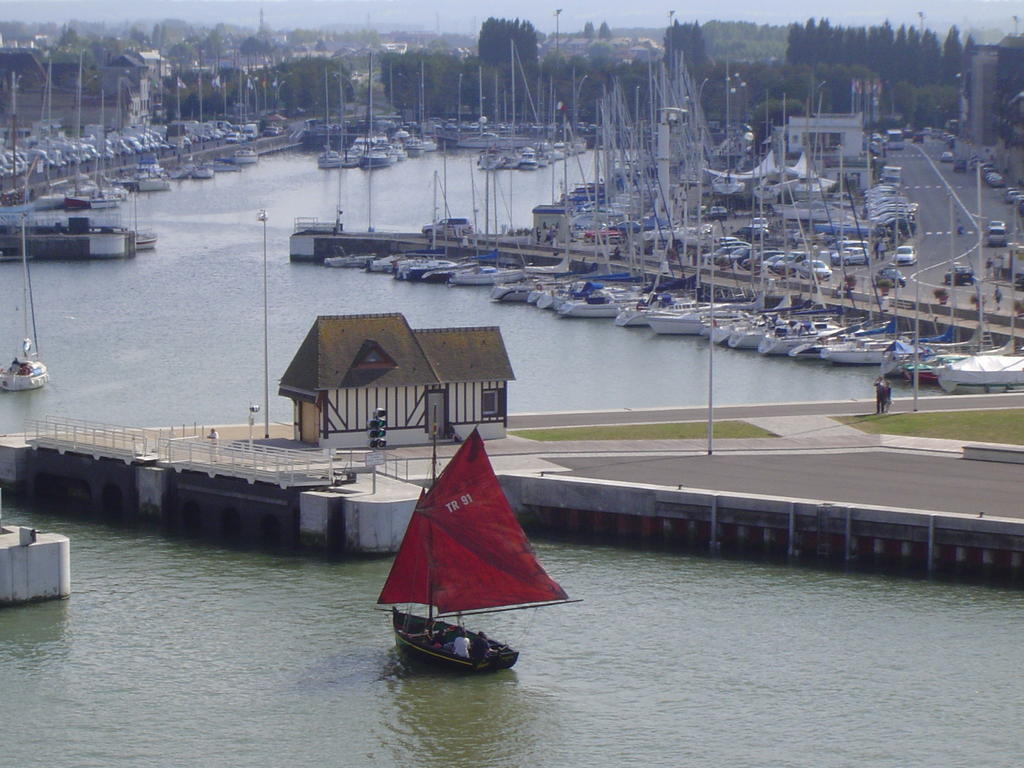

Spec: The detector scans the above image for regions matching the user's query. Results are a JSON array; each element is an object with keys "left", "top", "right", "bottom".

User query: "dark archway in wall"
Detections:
[
  {"left": 34, "top": 473, "right": 92, "bottom": 513},
  {"left": 101, "top": 483, "right": 124, "bottom": 520},
  {"left": 220, "top": 507, "right": 242, "bottom": 544},
  {"left": 182, "top": 501, "right": 203, "bottom": 538},
  {"left": 259, "top": 514, "right": 281, "bottom": 548}
]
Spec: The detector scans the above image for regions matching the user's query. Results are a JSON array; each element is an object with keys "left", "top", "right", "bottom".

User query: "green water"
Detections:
[{"left": 3, "top": 499, "right": 1023, "bottom": 767}]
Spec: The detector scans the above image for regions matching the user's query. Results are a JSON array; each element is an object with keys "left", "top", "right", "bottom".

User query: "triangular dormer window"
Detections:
[{"left": 352, "top": 340, "right": 397, "bottom": 370}]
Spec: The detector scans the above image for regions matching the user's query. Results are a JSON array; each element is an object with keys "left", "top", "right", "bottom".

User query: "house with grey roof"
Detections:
[{"left": 278, "top": 313, "right": 514, "bottom": 448}]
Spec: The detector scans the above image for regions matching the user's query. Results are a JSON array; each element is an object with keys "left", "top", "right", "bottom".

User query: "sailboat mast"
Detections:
[
  {"left": 9, "top": 72, "right": 17, "bottom": 196},
  {"left": 20, "top": 214, "right": 29, "bottom": 344},
  {"left": 367, "top": 52, "right": 374, "bottom": 232},
  {"left": 510, "top": 40, "right": 515, "bottom": 135}
]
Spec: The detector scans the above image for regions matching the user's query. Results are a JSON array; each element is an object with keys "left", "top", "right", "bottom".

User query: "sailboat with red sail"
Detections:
[{"left": 377, "top": 429, "right": 570, "bottom": 671}]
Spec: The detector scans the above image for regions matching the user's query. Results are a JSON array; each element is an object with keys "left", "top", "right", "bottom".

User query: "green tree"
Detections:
[
  {"left": 598, "top": 22, "right": 612, "bottom": 41},
  {"left": 582, "top": 22, "right": 595, "bottom": 41},
  {"left": 478, "top": 18, "right": 538, "bottom": 68},
  {"left": 941, "top": 27, "right": 963, "bottom": 81},
  {"left": 664, "top": 20, "right": 707, "bottom": 74}
]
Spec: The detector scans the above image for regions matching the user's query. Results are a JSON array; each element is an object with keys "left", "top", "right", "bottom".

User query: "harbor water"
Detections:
[
  {"left": 1, "top": 149, "right": 886, "bottom": 436},
  {"left": 4, "top": 150, "right": 1010, "bottom": 767},
  {"left": 3, "top": 499, "right": 1023, "bottom": 767}
]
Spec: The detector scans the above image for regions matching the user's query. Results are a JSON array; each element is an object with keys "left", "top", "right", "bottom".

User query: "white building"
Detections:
[{"left": 787, "top": 113, "right": 864, "bottom": 160}]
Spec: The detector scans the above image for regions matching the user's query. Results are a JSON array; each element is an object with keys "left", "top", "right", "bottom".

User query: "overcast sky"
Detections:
[{"left": 1, "top": 0, "right": 1021, "bottom": 39}]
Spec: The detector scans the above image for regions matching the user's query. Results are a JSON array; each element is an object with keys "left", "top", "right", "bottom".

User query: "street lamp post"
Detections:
[
  {"left": 258, "top": 208, "right": 269, "bottom": 439},
  {"left": 554, "top": 9, "right": 562, "bottom": 60},
  {"left": 572, "top": 74, "right": 588, "bottom": 132}
]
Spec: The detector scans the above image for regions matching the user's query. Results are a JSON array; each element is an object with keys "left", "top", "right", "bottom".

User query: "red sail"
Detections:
[{"left": 377, "top": 430, "right": 568, "bottom": 614}]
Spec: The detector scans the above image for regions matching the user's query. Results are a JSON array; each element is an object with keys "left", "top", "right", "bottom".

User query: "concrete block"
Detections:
[
  {"left": 299, "top": 491, "right": 346, "bottom": 550},
  {"left": 136, "top": 466, "right": 170, "bottom": 520},
  {"left": 0, "top": 526, "right": 71, "bottom": 605},
  {"left": 0, "top": 442, "right": 30, "bottom": 490},
  {"left": 342, "top": 496, "right": 416, "bottom": 554}
]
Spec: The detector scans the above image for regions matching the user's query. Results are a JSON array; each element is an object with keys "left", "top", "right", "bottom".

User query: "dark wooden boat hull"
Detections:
[{"left": 390, "top": 609, "right": 519, "bottom": 672}]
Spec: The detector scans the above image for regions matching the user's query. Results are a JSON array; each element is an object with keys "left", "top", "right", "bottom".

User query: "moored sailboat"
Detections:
[
  {"left": 1, "top": 214, "right": 48, "bottom": 391},
  {"left": 377, "top": 430, "right": 571, "bottom": 671}
]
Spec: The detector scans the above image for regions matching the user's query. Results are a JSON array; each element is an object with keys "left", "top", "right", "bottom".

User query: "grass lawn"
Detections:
[
  {"left": 509, "top": 421, "right": 777, "bottom": 441},
  {"left": 837, "top": 409, "right": 1024, "bottom": 445}
]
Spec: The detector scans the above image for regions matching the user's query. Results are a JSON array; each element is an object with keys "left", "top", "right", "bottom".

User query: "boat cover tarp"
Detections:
[
  {"left": 855, "top": 319, "right": 896, "bottom": 336},
  {"left": 920, "top": 327, "right": 955, "bottom": 344},
  {"left": 377, "top": 430, "right": 568, "bottom": 614}
]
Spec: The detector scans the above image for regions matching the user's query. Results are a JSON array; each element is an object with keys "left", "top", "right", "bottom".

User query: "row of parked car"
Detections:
[
  {"left": 8, "top": 128, "right": 173, "bottom": 177},
  {"left": 863, "top": 183, "right": 917, "bottom": 236}
]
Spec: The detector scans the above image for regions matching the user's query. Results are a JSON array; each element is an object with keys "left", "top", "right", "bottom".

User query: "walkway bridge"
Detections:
[{"left": 24, "top": 416, "right": 368, "bottom": 489}]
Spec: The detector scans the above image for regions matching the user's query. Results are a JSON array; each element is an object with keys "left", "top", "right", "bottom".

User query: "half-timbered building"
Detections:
[{"left": 278, "top": 313, "right": 514, "bottom": 448}]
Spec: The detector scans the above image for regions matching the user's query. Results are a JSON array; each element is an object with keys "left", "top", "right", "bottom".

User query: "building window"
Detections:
[{"left": 481, "top": 389, "right": 499, "bottom": 416}]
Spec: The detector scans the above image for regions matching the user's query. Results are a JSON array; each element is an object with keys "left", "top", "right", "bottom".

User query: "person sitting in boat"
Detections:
[
  {"left": 451, "top": 629, "right": 471, "bottom": 659},
  {"left": 469, "top": 631, "right": 492, "bottom": 661}
]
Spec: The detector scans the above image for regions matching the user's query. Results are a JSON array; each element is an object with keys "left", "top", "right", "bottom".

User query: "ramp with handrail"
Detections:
[{"left": 23, "top": 416, "right": 368, "bottom": 488}]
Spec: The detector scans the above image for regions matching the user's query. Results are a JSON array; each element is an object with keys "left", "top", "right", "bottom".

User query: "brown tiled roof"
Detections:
[
  {"left": 414, "top": 326, "right": 515, "bottom": 382},
  {"left": 278, "top": 313, "right": 512, "bottom": 396}
]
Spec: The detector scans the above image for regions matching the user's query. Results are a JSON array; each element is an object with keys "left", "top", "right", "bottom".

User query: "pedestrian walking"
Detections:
[
  {"left": 882, "top": 379, "right": 892, "bottom": 413},
  {"left": 994, "top": 286, "right": 1003, "bottom": 310},
  {"left": 873, "top": 377, "right": 886, "bottom": 415}
]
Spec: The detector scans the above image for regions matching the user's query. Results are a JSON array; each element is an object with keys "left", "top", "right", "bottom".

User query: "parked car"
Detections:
[
  {"left": 874, "top": 267, "right": 907, "bottom": 288},
  {"left": 795, "top": 259, "right": 833, "bottom": 281},
  {"left": 944, "top": 264, "right": 976, "bottom": 285},
  {"left": 706, "top": 205, "right": 729, "bottom": 221},
  {"left": 582, "top": 228, "right": 623, "bottom": 244},
  {"left": 892, "top": 245, "right": 917, "bottom": 266},
  {"left": 940, "top": 151, "right": 954, "bottom": 163},
  {"left": 734, "top": 224, "right": 769, "bottom": 242},
  {"left": 830, "top": 248, "right": 870, "bottom": 266},
  {"left": 422, "top": 217, "right": 473, "bottom": 238},
  {"left": 1014, "top": 273, "right": 1024, "bottom": 291},
  {"left": 984, "top": 171, "right": 1005, "bottom": 188}
]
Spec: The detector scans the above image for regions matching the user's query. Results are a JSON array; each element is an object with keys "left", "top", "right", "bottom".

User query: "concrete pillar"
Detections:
[
  {"left": 0, "top": 443, "right": 30, "bottom": 490},
  {"left": 900, "top": 541, "right": 912, "bottom": 560},
  {"left": 0, "top": 526, "right": 70, "bottom": 604},
  {"left": 1012, "top": 552, "right": 1023, "bottom": 571},
  {"left": 709, "top": 495, "right": 720, "bottom": 553},
  {"left": 927, "top": 515, "right": 936, "bottom": 574},
  {"left": 956, "top": 546, "right": 967, "bottom": 564},
  {"left": 299, "top": 491, "right": 346, "bottom": 551},
  {"left": 787, "top": 502, "right": 797, "bottom": 557},
  {"left": 845, "top": 508, "right": 852, "bottom": 562},
  {"left": 136, "top": 466, "right": 171, "bottom": 520},
  {"left": 873, "top": 538, "right": 885, "bottom": 557},
  {"left": 982, "top": 549, "right": 995, "bottom": 566}
]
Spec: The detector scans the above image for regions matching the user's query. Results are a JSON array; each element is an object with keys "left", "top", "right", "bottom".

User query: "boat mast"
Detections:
[
  {"left": 20, "top": 213, "right": 29, "bottom": 348},
  {"left": 367, "top": 52, "right": 374, "bottom": 232},
  {"left": 9, "top": 71, "right": 17, "bottom": 197},
  {"left": 75, "top": 53, "right": 83, "bottom": 194}
]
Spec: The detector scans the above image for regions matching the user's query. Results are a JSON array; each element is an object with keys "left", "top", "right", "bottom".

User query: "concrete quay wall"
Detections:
[
  {"left": 501, "top": 474, "right": 1024, "bottom": 577},
  {"left": 1, "top": 443, "right": 413, "bottom": 556}
]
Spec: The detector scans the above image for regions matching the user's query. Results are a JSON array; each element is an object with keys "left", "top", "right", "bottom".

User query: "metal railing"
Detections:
[
  {"left": 161, "top": 437, "right": 365, "bottom": 487},
  {"left": 24, "top": 416, "right": 370, "bottom": 488},
  {"left": 24, "top": 416, "right": 166, "bottom": 461},
  {"left": 293, "top": 217, "right": 339, "bottom": 233}
]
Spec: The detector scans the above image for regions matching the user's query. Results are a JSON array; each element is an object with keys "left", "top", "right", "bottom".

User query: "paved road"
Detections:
[
  {"left": 892, "top": 138, "right": 1019, "bottom": 305},
  {"left": 548, "top": 449, "right": 1024, "bottom": 519}
]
